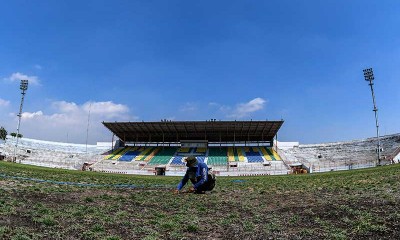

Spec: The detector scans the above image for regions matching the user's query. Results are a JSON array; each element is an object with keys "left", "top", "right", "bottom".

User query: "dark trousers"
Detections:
[{"left": 190, "top": 179, "right": 213, "bottom": 193}]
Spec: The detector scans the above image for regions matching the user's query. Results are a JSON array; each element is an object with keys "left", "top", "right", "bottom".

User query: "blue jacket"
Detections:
[{"left": 177, "top": 162, "right": 208, "bottom": 191}]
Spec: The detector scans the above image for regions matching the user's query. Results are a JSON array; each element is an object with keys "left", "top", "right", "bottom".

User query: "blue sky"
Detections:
[{"left": 0, "top": 0, "right": 399, "bottom": 144}]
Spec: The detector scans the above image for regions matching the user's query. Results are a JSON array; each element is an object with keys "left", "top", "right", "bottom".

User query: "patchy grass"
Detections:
[{"left": 0, "top": 161, "right": 400, "bottom": 239}]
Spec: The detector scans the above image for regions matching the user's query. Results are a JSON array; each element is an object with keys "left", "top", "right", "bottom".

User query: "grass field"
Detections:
[{"left": 0, "top": 161, "right": 400, "bottom": 239}]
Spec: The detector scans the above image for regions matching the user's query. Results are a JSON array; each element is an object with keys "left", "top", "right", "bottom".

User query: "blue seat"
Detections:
[
  {"left": 119, "top": 151, "right": 140, "bottom": 162},
  {"left": 246, "top": 151, "right": 264, "bottom": 163},
  {"left": 170, "top": 156, "right": 185, "bottom": 165}
]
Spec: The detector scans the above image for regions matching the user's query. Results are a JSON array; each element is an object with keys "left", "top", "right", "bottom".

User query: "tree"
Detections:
[
  {"left": 0, "top": 127, "right": 7, "bottom": 141},
  {"left": 10, "top": 133, "right": 22, "bottom": 138}
]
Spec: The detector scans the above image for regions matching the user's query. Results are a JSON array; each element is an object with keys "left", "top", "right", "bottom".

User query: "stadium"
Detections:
[
  {"left": 1, "top": 125, "right": 400, "bottom": 239},
  {"left": 1, "top": 89, "right": 400, "bottom": 239},
  {"left": 2, "top": 1, "right": 400, "bottom": 239},
  {"left": 1, "top": 120, "right": 399, "bottom": 176}
]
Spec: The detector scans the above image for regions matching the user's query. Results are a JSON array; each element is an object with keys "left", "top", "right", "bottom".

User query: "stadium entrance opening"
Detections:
[{"left": 155, "top": 167, "right": 166, "bottom": 176}]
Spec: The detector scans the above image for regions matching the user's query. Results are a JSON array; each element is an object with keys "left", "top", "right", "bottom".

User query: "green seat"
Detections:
[
  {"left": 147, "top": 147, "right": 177, "bottom": 165},
  {"left": 208, "top": 148, "right": 228, "bottom": 166}
]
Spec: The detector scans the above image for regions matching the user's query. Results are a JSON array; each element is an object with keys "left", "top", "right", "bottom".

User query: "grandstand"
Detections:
[
  {"left": 0, "top": 137, "right": 106, "bottom": 170},
  {"left": 1, "top": 120, "right": 399, "bottom": 176},
  {"left": 95, "top": 120, "right": 287, "bottom": 175},
  {"left": 280, "top": 133, "right": 400, "bottom": 172}
]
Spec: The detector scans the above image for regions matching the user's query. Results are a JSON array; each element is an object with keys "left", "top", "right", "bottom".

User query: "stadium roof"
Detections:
[{"left": 102, "top": 120, "right": 284, "bottom": 143}]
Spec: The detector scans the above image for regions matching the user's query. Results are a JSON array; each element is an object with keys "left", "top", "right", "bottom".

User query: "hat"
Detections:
[{"left": 185, "top": 156, "right": 198, "bottom": 167}]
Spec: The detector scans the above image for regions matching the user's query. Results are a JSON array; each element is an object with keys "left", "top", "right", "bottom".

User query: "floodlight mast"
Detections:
[
  {"left": 13, "top": 80, "right": 29, "bottom": 163},
  {"left": 363, "top": 68, "right": 381, "bottom": 165}
]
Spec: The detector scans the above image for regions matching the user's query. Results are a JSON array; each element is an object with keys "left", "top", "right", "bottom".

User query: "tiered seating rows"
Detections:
[
  {"left": 245, "top": 147, "right": 264, "bottom": 163},
  {"left": 103, "top": 146, "right": 281, "bottom": 164},
  {"left": 147, "top": 148, "right": 177, "bottom": 165},
  {"left": 170, "top": 156, "right": 184, "bottom": 165},
  {"left": 208, "top": 148, "right": 228, "bottom": 166}
]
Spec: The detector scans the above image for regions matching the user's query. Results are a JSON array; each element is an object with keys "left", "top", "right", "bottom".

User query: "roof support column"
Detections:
[
  {"left": 219, "top": 131, "right": 221, "bottom": 148},
  {"left": 148, "top": 134, "right": 151, "bottom": 147},
  {"left": 161, "top": 133, "right": 164, "bottom": 149},
  {"left": 204, "top": 125, "right": 207, "bottom": 140},
  {"left": 111, "top": 133, "right": 115, "bottom": 151},
  {"left": 234, "top": 121, "right": 237, "bottom": 148},
  {"left": 233, "top": 129, "right": 236, "bottom": 148}
]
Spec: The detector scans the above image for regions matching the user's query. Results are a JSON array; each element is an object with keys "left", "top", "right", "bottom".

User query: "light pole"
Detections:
[
  {"left": 85, "top": 103, "right": 92, "bottom": 154},
  {"left": 363, "top": 68, "right": 381, "bottom": 165},
  {"left": 13, "top": 80, "right": 29, "bottom": 163}
]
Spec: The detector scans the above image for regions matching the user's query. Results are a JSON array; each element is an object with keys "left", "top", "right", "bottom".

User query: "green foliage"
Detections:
[
  {"left": 243, "top": 220, "right": 255, "bottom": 232},
  {"left": 104, "top": 237, "right": 121, "bottom": 240},
  {"left": 0, "top": 127, "right": 6, "bottom": 141},
  {"left": 34, "top": 215, "right": 57, "bottom": 226},
  {"left": 0, "top": 226, "right": 11, "bottom": 238},
  {"left": 91, "top": 223, "right": 105, "bottom": 233},
  {"left": 9, "top": 132, "right": 22, "bottom": 138},
  {"left": 84, "top": 196, "right": 94, "bottom": 203},
  {"left": 11, "top": 234, "right": 31, "bottom": 240},
  {"left": 186, "top": 223, "right": 199, "bottom": 232}
]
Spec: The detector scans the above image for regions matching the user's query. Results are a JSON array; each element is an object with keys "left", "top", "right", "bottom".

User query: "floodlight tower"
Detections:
[
  {"left": 13, "top": 80, "right": 29, "bottom": 163},
  {"left": 363, "top": 68, "right": 381, "bottom": 165}
]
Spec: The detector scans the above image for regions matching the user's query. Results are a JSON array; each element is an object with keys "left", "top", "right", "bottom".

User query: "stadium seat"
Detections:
[
  {"left": 147, "top": 147, "right": 177, "bottom": 165},
  {"left": 170, "top": 155, "right": 185, "bottom": 165},
  {"left": 208, "top": 148, "right": 228, "bottom": 165}
]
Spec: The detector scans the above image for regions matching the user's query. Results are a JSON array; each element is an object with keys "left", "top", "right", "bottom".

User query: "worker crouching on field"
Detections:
[{"left": 175, "top": 156, "right": 215, "bottom": 194}]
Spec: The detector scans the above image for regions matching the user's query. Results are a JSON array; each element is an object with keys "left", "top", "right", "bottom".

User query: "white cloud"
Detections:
[
  {"left": 83, "top": 101, "right": 129, "bottom": 117},
  {"left": 21, "top": 111, "right": 43, "bottom": 119},
  {"left": 13, "top": 100, "right": 136, "bottom": 144},
  {"left": 4, "top": 72, "right": 40, "bottom": 85},
  {"left": 52, "top": 101, "right": 79, "bottom": 113},
  {"left": 229, "top": 97, "right": 267, "bottom": 119},
  {"left": 0, "top": 98, "right": 10, "bottom": 107}
]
